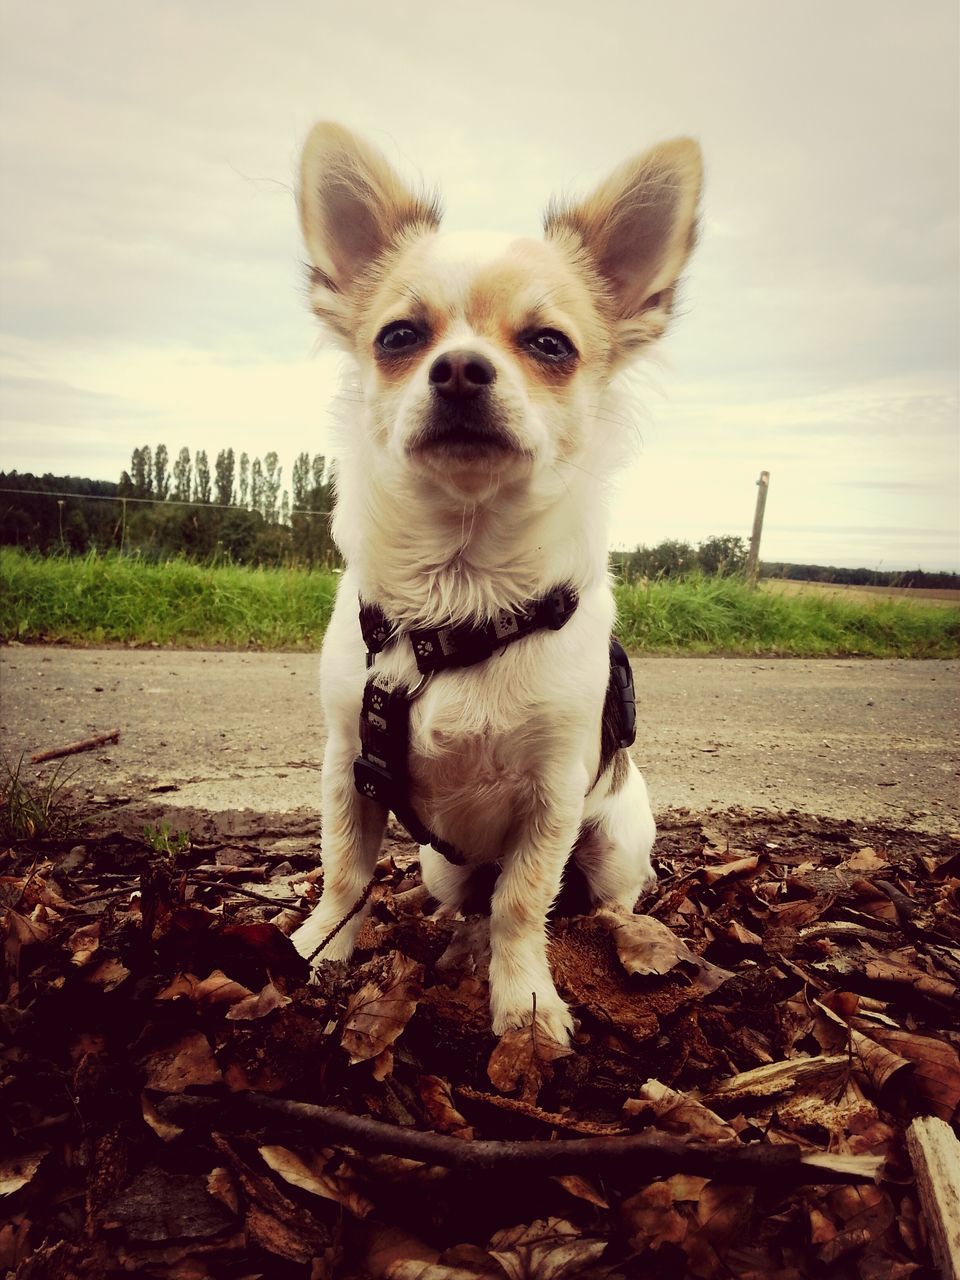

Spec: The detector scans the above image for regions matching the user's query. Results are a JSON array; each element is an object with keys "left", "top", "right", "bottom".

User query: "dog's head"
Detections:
[{"left": 299, "top": 123, "right": 702, "bottom": 500}]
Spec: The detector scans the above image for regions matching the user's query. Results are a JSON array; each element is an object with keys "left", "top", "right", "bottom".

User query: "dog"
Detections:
[{"left": 290, "top": 123, "right": 702, "bottom": 1046}]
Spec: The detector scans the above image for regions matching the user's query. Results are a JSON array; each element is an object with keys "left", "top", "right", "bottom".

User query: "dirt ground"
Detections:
[
  {"left": 3, "top": 645, "right": 960, "bottom": 1277},
  {"left": 1, "top": 645, "right": 958, "bottom": 834}
]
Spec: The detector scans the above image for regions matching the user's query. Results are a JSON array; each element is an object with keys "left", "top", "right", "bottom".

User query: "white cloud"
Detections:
[{"left": 1, "top": 0, "right": 957, "bottom": 568}]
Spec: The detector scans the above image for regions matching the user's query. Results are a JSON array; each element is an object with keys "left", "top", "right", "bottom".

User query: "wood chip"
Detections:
[{"left": 905, "top": 1115, "right": 960, "bottom": 1280}]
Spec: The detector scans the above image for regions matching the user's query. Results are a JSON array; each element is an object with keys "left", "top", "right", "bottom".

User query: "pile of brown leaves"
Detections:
[{"left": 1, "top": 808, "right": 958, "bottom": 1278}]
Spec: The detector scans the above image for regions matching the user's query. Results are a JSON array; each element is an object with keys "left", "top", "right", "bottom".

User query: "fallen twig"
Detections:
[
  {"left": 191, "top": 876, "right": 298, "bottom": 910},
  {"left": 454, "top": 1085, "right": 627, "bottom": 1136},
  {"left": 304, "top": 875, "right": 375, "bottom": 962},
  {"left": 156, "top": 1092, "right": 883, "bottom": 1187},
  {"left": 31, "top": 728, "right": 120, "bottom": 764},
  {"left": 68, "top": 885, "right": 139, "bottom": 907}
]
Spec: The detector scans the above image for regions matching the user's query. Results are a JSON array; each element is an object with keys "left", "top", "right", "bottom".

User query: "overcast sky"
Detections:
[{"left": 1, "top": 0, "right": 957, "bottom": 569}]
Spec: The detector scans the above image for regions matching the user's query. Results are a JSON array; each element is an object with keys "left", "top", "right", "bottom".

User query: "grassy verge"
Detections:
[
  {"left": 0, "top": 549, "right": 338, "bottom": 650},
  {"left": 2, "top": 549, "right": 958, "bottom": 657},
  {"left": 616, "top": 574, "right": 960, "bottom": 657}
]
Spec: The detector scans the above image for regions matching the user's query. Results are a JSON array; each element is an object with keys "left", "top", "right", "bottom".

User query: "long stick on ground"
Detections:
[
  {"left": 157, "top": 1092, "right": 883, "bottom": 1188},
  {"left": 31, "top": 728, "right": 120, "bottom": 763}
]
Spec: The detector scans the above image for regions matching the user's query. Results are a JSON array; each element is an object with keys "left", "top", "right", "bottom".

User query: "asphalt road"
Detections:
[{"left": 2, "top": 646, "right": 958, "bottom": 833}]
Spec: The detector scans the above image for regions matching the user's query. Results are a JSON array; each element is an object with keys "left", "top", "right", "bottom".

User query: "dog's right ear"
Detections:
[{"left": 299, "top": 122, "right": 441, "bottom": 339}]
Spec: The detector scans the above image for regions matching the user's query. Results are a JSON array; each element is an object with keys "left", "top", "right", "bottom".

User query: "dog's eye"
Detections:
[
  {"left": 525, "top": 329, "right": 577, "bottom": 362},
  {"left": 376, "top": 321, "right": 423, "bottom": 354}
]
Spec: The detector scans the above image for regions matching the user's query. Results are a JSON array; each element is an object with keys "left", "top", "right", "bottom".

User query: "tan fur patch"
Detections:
[
  {"left": 359, "top": 234, "right": 611, "bottom": 379},
  {"left": 607, "top": 749, "right": 630, "bottom": 796}
]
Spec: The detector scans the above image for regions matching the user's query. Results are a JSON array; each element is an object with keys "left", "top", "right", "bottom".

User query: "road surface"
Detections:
[{"left": 2, "top": 645, "right": 958, "bottom": 833}]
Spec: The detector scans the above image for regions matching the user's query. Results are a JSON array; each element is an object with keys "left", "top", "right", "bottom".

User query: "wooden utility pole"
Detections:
[{"left": 746, "top": 471, "right": 770, "bottom": 586}]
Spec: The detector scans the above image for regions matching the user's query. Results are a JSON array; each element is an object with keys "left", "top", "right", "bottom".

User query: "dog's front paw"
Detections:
[
  {"left": 491, "top": 989, "right": 575, "bottom": 1048},
  {"left": 290, "top": 918, "right": 355, "bottom": 968}
]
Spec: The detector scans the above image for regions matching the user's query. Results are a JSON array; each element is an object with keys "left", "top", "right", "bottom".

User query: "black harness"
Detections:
[{"left": 352, "top": 586, "right": 637, "bottom": 866}]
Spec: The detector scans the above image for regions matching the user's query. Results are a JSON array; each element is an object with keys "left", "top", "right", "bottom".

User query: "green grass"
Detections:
[
  {"left": 1, "top": 549, "right": 958, "bottom": 657},
  {"left": 1, "top": 752, "right": 78, "bottom": 840},
  {"left": 616, "top": 574, "right": 960, "bottom": 657},
  {"left": 0, "top": 549, "right": 337, "bottom": 650}
]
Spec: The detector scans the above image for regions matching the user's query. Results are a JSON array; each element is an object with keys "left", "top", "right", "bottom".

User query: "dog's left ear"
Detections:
[{"left": 545, "top": 139, "right": 703, "bottom": 356}]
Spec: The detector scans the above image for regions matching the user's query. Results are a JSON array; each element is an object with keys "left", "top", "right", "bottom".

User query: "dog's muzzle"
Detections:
[{"left": 409, "top": 349, "right": 518, "bottom": 456}]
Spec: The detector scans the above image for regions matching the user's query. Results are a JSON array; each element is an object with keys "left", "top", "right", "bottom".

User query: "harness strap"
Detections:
[
  {"left": 353, "top": 676, "right": 468, "bottom": 865},
  {"left": 360, "top": 585, "right": 579, "bottom": 674}
]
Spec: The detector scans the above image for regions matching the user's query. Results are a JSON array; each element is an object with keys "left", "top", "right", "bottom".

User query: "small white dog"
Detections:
[{"left": 291, "top": 123, "right": 702, "bottom": 1045}]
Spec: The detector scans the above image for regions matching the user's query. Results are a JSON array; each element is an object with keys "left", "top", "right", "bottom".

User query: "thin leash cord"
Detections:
[{"left": 303, "top": 874, "right": 376, "bottom": 964}]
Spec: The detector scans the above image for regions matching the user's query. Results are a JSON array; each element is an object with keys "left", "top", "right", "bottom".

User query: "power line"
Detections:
[{"left": 0, "top": 487, "right": 332, "bottom": 517}]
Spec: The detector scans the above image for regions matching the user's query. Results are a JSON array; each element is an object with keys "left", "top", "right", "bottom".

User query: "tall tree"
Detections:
[
  {"left": 250, "top": 457, "right": 263, "bottom": 516},
  {"left": 238, "top": 452, "right": 250, "bottom": 508},
  {"left": 292, "top": 451, "right": 310, "bottom": 511},
  {"left": 141, "top": 446, "right": 153, "bottom": 498},
  {"left": 194, "top": 450, "right": 212, "bottom": 504},
  {"left": 311, "top": 454, "right": 326, "bottom": 498},
  {"left": 173, "top": 448, "right": 192, "bottom": 502},
  {"left": 130, "top": 446, "right": 151, "bottom": 498},
  {"left": 154, "top": 444, "right": 170, "bottom": 500},
  {"left": 262, "top": 451, "right": 281, "bottom": 524},
  {"left": 214, "top": 448, "right": 235, "bottom": 507}
]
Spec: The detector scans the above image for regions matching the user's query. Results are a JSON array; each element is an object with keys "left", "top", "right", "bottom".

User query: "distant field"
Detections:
[
  {"left": 1, "top": 549, "right": 958, "bottom": 657},
  {"left": 761, "top": 578, "right": 960, "bottom": 608}
]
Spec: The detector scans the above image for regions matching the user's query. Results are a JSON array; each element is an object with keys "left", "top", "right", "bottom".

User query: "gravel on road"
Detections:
[{"left": 2, "top": 645, "right": 957, "bottom": 833}]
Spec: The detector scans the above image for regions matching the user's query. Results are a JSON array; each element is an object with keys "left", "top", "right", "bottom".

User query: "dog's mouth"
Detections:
[{"left": 407, "top": 401, "right": 523, "bottom": 462}]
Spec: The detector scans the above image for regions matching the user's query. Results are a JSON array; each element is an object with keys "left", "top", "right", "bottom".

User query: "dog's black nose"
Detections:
[{"left": 428, "top": 350, "right": 496, "bottom": 400}]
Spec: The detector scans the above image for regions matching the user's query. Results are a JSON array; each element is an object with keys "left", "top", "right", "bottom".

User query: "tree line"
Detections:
[
  {"left": 1, "top": 458, "right": 957, "bottom": 587},
  {"left": 612, "top": 535, "right": 750, "bottom": 581},
  {"left": 0, "top": 443, "right": 338, "bottom": 566},
  {"left": 611, "top": 537, "right": 958, "bottom": 589}
]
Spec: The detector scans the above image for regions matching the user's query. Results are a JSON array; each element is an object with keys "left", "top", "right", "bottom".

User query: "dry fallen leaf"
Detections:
[
  {"left": 486, "top": 1022, "right": 573, "bottom": 1104},
  {"left": 623, "top": 1180, "right": 693, "bottom": 1251},
  {"left": 212, "top": 1135, "right": 332, "bottom": 1264},
  {"left": 259, "top": 1144, "right": 374, "bottom": 1218},
  {"left": 819, "top": 1184, "right": 897, "bottom": 1265},
  {"left": 845, "top": 846, "right": 888, "bottom": 872},
  {"left": 342, "top": 952, "right": 424, "bottom": 1063},
  {"left": 552, "top": 1174, "right": 609, "bottom": 1210},
  {"left": 83, "top": 956, "right": 131, "bottom": 991},
  {"left": 140, "top": 1092, "right": 183, "bottom": 1142},
  {"left": 66, "top": 920, "right": 101, "bottom": 966},
  {"left": 0, "top": 1149, "right": 47, "bottom": 1198},
  {"left": 157, "top": 969, "right": 254, "bottom": 1007},
  {"left": 206, "top": 1166, "right": 239, "bottom": 1216},
  {"left": 139, "top": 1030, "right": 223, "bottom": 1092},
  {"left": 225, "top": 979, "right": 292, "bottom": 1021},
  {"left": 419, "top": 1075, "right": 473, "bottom": 1139},
  {"left": 860, "top": 1025, "right": 960, "bottom": 1121},
  {"left": 4, "top": 908, "right": 51, "bottom": 950},
  {"left": 813, "top": 998, "right": 913, "bottom": 1093},
  {"left": 597, "top": 909, "right": 733, "bottom": 994},
  {"left": 624, "top": 1079, "right": 739, "bottom": 1143},
  {"left": 488, "top": 1217, "right": 609, "bottom": 1279},
  {"left": 364, "top": 1223, "right": 440, "bottom": 1278},
  {"left": 686, "top": 1183, "right": 756, "bottom": 1278},
  {"left": 700, "top": 855, "right": 761, "bottom": 884}
]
